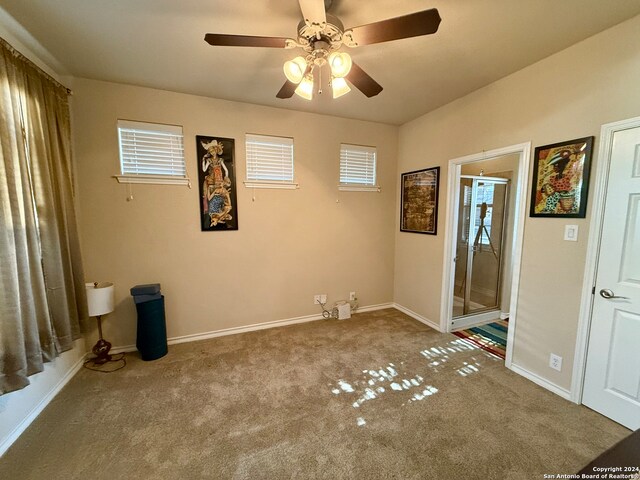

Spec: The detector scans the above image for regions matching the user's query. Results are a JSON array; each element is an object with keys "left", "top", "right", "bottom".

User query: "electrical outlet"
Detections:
[
  {"left": 549, "top": 353, "right": 563, "bottom": 371},
  {"left": 350, "top": 291, "right": 356, "bottom": 301},
  {"left": 314, "top": 294, "right": 327, "bottom": 305}
]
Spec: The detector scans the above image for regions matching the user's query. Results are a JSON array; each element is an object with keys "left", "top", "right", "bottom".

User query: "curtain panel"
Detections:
[{"left": 0, "top": 37, "right": 87, "bottom": 395}]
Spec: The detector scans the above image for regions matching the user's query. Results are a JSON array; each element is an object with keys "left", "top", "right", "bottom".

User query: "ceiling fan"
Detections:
[{"left": 204, "top": 0, "right": 441, "bottom": 100}]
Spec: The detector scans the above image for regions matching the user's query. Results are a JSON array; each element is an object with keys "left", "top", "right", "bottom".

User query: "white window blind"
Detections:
[
  {"left": 475, "top": 183, "right": 495, "bottom": 246},
  {"left": 117, "top": 120, "right": 186, "bottom": 178},
  {"left": 340, "top": 144, "right": 377, "bottom": 187},
  {"left": 462, "top": 183, "right": 494, "bottom": 246},
  {"left": 245, "top": 134, "right": 294, "bottom": 184}
]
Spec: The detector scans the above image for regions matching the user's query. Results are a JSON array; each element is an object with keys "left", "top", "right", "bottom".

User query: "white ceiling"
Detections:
[{"left": 1, "top": 0, "right": 639, "bottom": 125}]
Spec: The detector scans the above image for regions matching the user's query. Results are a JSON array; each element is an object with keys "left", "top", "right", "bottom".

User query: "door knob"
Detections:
[{"left": 599, "top": 289, "right": 628, "bottom": 300}]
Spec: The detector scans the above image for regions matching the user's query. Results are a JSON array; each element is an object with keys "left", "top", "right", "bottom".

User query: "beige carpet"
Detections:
[{"left": 0, "top": 308, "right": 630, "bottom": 479}]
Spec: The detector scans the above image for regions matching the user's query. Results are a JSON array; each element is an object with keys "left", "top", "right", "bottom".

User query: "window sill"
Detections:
[
  {"left": 244, "top": 181, "right": 299, "bottom": 190},
  {"left": 114, "top": 175, "right": 190, "bottom": 186},
  {"left": 338, "top": 184, "right": 380, "bottom": 192}
]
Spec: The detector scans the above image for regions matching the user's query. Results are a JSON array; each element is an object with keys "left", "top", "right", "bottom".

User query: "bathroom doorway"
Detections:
[{"left": 440, "top": 143, "right": 530, "bottom": 366}]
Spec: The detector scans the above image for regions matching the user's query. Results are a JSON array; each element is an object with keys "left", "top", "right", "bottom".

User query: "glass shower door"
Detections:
[
  {"left": 453, "top": 178, "right": 473, "bottom": 317},
  {"left": 453, "top": 177, "right": 508, "bottom": 317}
]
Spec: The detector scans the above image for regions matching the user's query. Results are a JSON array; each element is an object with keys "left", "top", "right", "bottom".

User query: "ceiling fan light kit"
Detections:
[
  {"left": 282, "top": 50, "right": 353, "bottom": 101},
  {"left": 204, "top": 0, "right": 441, "bottom": 101}
]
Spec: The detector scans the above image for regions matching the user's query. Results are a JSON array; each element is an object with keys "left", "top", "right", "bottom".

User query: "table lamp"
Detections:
[{"left": 85, "top": 281, "right": 115, "bottom": 365}]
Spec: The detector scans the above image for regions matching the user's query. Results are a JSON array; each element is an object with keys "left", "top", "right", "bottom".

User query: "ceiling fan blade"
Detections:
[
  {"left": 276, "top": 80, "right": 298, "bottom": 99},
  {"left": 204, "top": 33, "right": 290, "bottom": 48},
  {"left": 346, "top": 63, "right": 383, "bottom": 98},
  {"left": 347, "top": 8, "right": 441, "bottom": 46},
  {"left": 298, "top": 0, "right": 326, "bottom": 25}
]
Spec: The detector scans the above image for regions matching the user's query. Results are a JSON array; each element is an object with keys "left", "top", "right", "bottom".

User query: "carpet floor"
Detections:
[{"left": 0, "top": 308, "right": 630, "bottom": 479}]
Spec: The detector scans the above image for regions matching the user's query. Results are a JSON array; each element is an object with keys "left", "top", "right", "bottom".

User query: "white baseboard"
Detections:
[
  {"left": 111, "top": 302, "right": 396, "bottom": 353},
  {"left": 0, "top": 353, "right": 85, "bottom": 457},
  {"left": 393, "top": 303, "right": 441, "bottom": 332},
  {"left": 509, "top": 363, "right": 571, "bottom": 400},
  {"left": 355, "top": 302, "right": 394, "bottom": 313},
  {"left": 110, "top": 344, "right": 137, "bottom": 354}
]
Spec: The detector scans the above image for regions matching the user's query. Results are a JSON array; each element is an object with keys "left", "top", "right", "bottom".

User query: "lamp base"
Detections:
[
  {"left": 84, "top": 314, "right": 126, "bottom": 372},
  {"left": 84, "top": 339, "right": 126, "bottom": 373},
  {"left": 84, "top": 311, "right": 125, "bottom": 372},
  {"left": 90, "top": 338, "right": 113, "bottom": 365}
]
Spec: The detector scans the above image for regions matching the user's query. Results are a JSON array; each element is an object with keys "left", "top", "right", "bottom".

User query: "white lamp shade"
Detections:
[{"left": 85, "top": 282, "right": 115, "bottom": 317}]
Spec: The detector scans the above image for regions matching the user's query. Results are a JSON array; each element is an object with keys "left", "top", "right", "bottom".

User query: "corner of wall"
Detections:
[{"left": 0, "top": 339, "right": 87, "bottom": 457}]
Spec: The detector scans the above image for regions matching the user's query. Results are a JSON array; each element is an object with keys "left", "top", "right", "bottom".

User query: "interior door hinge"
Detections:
[{"left": 592, "top": 286, "right": 596, "bottom": 295}]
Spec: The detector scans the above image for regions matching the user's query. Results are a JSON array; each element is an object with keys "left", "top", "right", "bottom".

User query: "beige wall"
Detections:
[
  {"left": 394, "top": 15, "right": 640, "bottom": 391},
  {"left": 72, "top": 79, "right": 398, "bottom": 348}
]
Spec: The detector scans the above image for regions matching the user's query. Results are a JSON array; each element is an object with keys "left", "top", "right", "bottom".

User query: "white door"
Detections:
[{"left": 582, "top": 125, "right": 640, "bottom": 430}]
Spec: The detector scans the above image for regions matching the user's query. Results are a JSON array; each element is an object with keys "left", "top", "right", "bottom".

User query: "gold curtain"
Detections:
[{"left": 0, "top": 37, "right": 87, "bottom": 395}]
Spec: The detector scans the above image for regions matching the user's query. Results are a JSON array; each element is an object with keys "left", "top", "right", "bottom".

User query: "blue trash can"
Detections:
[{"left": 131, "top": 284, "right": 168, "bottom": 361}]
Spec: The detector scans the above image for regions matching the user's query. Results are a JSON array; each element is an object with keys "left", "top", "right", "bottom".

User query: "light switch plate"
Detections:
[{"left": 564, "top": 224, "right": 578, "bottom": 241}]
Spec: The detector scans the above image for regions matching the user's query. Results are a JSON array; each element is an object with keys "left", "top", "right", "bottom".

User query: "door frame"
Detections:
[
  {"left": 572, "top": 115, "right": 640, "bottom": 404},
  {"left": 439, "top": 142, "right": 531, "bottom": 368}
]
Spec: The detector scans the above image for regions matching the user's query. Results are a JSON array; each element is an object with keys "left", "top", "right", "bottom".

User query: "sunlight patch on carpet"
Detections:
[{"left": 327, "top": 338, "right": 491, "bottom": 426}]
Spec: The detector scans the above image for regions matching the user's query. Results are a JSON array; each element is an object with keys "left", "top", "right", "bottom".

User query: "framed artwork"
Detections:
[
  {"left": 401, "top": 166, "right": 440, "bottom": 235},
  {"left": 530, "top": 136, "right": 594, "bottom": 218},
  {"left": 196, "top": 135, "right": 238, "bottom": 231}
]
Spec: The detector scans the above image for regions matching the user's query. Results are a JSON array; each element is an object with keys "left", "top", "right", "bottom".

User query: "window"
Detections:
[
  {"left": 474, "top": 183, "right": 495, "bottom": 246},
  {"left": 115, "top": 120, "right": 188, "bottom": 185},
  {"left": 245, "top": 134, "right": 296, "bottom": 189},
  {"left": 339, "top": 144, "right": 379, "bottom": 191},
  {"left": 462, "top": 182, "right": 494, "bottom": 246}
]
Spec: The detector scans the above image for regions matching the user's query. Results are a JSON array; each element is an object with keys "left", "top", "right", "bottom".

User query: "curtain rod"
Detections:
[{"left": 0, "top": 36, "right": 72, "bottom": 95}]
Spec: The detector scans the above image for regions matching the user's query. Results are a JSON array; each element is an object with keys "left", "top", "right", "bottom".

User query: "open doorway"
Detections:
[{"left": 440, "top": 143, "right": 530, "bottom": 367}]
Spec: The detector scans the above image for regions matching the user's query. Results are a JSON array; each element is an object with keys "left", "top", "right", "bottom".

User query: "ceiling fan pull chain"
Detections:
[{"left": 318, "top": 66, "right": 323, "bottom": 95}]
